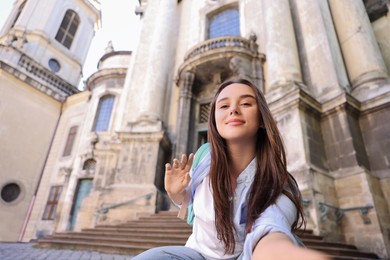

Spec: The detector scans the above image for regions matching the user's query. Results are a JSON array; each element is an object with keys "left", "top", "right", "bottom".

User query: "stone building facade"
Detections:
[
  {"left": 0, "top": 0, "right": 100, "bottom": 242},
  {"left": 1, "top": 0, "right": 389, "bottom": 258}
]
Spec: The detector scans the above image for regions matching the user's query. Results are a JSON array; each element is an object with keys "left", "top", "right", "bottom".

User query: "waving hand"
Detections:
[{"left": 164, "top": 153, "right": 194, "bottom": 205}]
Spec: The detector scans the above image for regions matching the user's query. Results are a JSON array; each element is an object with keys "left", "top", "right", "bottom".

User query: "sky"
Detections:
[{"left": 0, "top": 0, "right": 141, "bottom": 88}]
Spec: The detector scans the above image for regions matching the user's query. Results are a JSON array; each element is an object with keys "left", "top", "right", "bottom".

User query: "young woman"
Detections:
[{"left": 134, "top": 79, "right": 329, "bottom": 259}]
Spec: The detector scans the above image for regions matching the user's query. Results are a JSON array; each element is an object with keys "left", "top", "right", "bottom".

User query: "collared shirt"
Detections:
[{"left": 185, "top": 158, "right": 299, "bottom": 260}]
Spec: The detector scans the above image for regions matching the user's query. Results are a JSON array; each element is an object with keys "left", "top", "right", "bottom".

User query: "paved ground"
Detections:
[{"left": 0, "top": 242, "right": 134, "bottom": 260}]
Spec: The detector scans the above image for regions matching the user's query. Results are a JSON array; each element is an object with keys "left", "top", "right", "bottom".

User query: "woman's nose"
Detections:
[{"left": 230, "top": 104, "right": 239, "bottom": 115}]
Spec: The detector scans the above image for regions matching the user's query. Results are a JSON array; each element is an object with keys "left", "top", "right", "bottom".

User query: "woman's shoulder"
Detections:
[
  {"left": 264, "top": 194, "right": 297, "bottom": 225},
  {"left": 192, "top": 143, "right": 210, "bottom": 168},
  {"left": 195, "top": 143, "right": 210, "bottom": 156}
]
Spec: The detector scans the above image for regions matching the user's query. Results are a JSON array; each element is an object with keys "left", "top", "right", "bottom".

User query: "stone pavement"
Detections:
[{"left": 0, "top": 242, "right": 134, "bottom": 260}]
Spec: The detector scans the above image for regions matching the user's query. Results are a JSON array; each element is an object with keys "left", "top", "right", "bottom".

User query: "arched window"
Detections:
[
  {"left": 83, "top": 159, "right": 96, "bottom": 171},
  {"left": 208, "top": 8, "right": 240, "bottom": 39},
  {"left": 62, "top": 126, "right": 78, "bottom": 157},
  {"left": 55, "top": 10, "right": 80, "bottom": 49},
  {"left": 92, "top": 95, "right": 115, "bottom": 132},
  {"left": 10, "top": 1, "right": 26, "bottom": 28}
]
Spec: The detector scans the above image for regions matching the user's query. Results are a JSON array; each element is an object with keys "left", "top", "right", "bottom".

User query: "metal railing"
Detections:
[
  {"left": 94, "top": 192, "right": 153, "bottom": 224},
  {"left": 318, "top": 202, "right": 373, "bottom": 225}
]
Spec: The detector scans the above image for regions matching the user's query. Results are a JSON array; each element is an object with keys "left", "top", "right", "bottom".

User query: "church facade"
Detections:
[
  {"left": 0, "top": 0, "right": 389, "bottom": 258},
  {"left": 0, "top": 0, "right": 100, "bottom": 242}
]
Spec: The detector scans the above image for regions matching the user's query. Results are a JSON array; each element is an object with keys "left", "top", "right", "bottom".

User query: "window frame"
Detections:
[
  {"left": 55, "top": 10, "right": 80, "bottom": 49},
  {"left": 207, "top": 6, "right": 240, "bottom": 39},
  {"left": 42, "top": 185, "right": 63, "bottom": 220},
  {"left": 92, "top": 95, "right": 115, "bottom": 132},
  {"left": 62, "top": 125, "right": 78, "bottom": 157}
]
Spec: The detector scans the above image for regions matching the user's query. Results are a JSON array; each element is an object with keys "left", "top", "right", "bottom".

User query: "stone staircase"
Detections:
[{"left": 37, "top": 211, "right": 380, "bottom": 259}]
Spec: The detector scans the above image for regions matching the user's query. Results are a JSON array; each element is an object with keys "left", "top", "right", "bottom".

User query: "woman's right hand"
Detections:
[{"left": 164, "top": 153, "right": 194, "bottom": 204}]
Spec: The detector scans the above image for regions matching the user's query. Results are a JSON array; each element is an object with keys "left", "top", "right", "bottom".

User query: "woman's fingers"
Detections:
[
  {"left": 184, "top": 171, "right": 191, "bottom": 184},
  {"left": 172, "top": 158, "right": 179, "bottom": 169},
  {"left": 180, "top": 154, "right": 186, "bottom": 169},
  {"left": 169, "top": 154, "right": 194, "bottom": 174},
  {"left": 186, "top": 153, "right": 194, "bottom": 170}
]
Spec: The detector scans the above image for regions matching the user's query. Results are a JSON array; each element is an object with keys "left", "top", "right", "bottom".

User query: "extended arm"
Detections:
[{"left": 252, "top": 232, "right": 330, "bottom": 260}]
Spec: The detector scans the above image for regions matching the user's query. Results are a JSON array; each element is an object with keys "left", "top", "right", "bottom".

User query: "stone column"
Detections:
[
  {"left": 328, "top": 0, "right": 388, "bottom": 101},
  {"left": 119, "top": 0, "right": 177, "bottom": 131},
  {"left": 263, "top": 0, "right": 303, "bottom": 97},
  {"left": 175, "top": 71, "right": 194, "bottom": 157},
  {"left": 290, "top": 0, "right": 350, "bottom": 102}
]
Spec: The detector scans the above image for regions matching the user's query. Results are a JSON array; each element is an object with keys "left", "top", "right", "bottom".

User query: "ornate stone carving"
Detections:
[
  {"left": 229, "top": 56, "right": 251, "bottom": 78},
  {"left": 363, "top": 0, "right": 389, "bottom": 21}
]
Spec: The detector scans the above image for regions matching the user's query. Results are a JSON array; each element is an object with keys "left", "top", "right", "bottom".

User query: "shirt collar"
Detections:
[{"left": 236, "top": 158, "right": 256, "bottom": 184}]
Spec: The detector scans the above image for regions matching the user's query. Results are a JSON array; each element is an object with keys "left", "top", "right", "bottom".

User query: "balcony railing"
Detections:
[
  {"left": 18, "top": 54, "right": 79, "bottom": 97},
  {"left": 184, "top": 36, "right": 258, "bottom": 62}
]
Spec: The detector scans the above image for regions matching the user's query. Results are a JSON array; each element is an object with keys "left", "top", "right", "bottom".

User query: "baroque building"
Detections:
[
  {"left": 0, "top": 0, "right": 389, "bottom": 258},
  {"left": 0, "top": 0, "right": 100, "bottom": 242}
]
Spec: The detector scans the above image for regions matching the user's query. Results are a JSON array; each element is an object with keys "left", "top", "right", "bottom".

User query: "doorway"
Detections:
[{"left": 69, "top": 179, "right": 93, "bottom": 231}]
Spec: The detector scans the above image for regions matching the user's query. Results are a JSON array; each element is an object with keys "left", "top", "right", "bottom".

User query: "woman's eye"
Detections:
[
  {"left": 219, "top": 105, "right": 229, "bottom": 109},
  {"left": 241, "top": 103, "right": 251, "bottom": 107}
]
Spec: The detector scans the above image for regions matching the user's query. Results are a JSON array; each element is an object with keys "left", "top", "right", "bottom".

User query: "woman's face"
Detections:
[{"left": 215, "top": 83, "right": 260, "bottom": 143}]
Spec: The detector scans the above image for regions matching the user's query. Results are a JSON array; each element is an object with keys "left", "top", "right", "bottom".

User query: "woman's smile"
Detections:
[
  {"left": 226, "top": 118, "right": 245, "bottom": 126},
  {"left": 215, "top": 83, "right": 260, "bottom": 142}
]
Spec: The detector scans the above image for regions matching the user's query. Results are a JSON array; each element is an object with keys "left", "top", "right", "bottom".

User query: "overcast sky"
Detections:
[{"left": 0, "top": 0, "right": 141, "bottom": 88}]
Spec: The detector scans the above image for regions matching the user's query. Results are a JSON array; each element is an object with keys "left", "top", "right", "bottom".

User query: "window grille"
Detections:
[
  {"left": 83, "top": 159, "right": 96, "bottom": 171},
  {"left": 199, "top": 103, "right": 210, "bottom": 123},
  {"left": 208, "top": 8, "right": 240, "bottom": 39}
]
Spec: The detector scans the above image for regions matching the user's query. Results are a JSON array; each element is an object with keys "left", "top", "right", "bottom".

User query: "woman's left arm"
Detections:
[{"left": 252, "top": 232, "right": 331, "bottom": 260}]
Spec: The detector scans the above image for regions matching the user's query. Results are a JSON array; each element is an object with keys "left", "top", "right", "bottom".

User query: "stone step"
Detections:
[
  {"left": 96, "top": 222, "right": 190, "bottom": 229},
  {"left": 37, "top": 211, "right": 380, "bottom": 259},
  {"left": 42, "top": 234, "right": 186, "bottom": 247},
  {"left": 311, "top": 246, "right": 380, "bottom": 259},
  {"left": 303, "top": 239, "right": 357, "bottom": 250},
  {"left": 53, "top": 231, "right": 190, "bottom": 241},
  {"left": 82, "top": 227, "right": 192, "bottom": 236},
  {"left": 38, "top": 239, "right": 151, "bottom": 256},
  {"left": 332, "top": 257, "right": 381, "bottom": 260}
]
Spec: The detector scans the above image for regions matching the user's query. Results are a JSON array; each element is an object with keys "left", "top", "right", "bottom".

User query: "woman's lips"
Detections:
[{"left": 226, "top": 119, "right": 245, "bottom": 125}]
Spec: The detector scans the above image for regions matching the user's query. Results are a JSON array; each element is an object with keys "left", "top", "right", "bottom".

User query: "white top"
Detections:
[{"left": 185, "top": 159, "right": 298, "bottom": 260}]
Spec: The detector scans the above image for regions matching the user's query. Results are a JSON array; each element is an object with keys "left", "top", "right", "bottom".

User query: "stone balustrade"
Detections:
[
  {"left": 18, "top": 54, "right": 79, "bottom": 98},
  {"left": 184, "top": 36, "right": 258, "bottom": 62}
]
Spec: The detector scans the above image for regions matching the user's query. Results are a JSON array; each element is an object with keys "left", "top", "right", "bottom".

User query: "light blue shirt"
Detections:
[{"left": 186, "top": 158, "right": 299, "bottom": 260}]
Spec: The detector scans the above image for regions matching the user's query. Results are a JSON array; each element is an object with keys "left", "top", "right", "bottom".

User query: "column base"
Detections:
[{"left": 351, "top": 75, "right": 390, "bottom": 102}]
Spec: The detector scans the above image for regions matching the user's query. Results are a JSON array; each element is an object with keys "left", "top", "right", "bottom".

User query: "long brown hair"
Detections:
[{"left": 207, "top": 78, "right": 304, "bottom": 254}]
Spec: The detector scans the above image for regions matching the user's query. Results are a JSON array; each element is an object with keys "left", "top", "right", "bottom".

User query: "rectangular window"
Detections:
[
  {"left": 93, "top": 95, "right": 115, "bottom": 132},
  {"left": 42, "top": 186, "right": 63, "bottom": 220},
  {"left": 55, "top": 10, "right": 80, "bottom": 49},
  {"left": 63, "top": 126, "right": 78, "bottom": 157},
  {"left": 199, "top": 103, "right": 210, "bottom": 123},
  {"left": 208, "top": 8, "right": 240, "bottom": 39}
]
